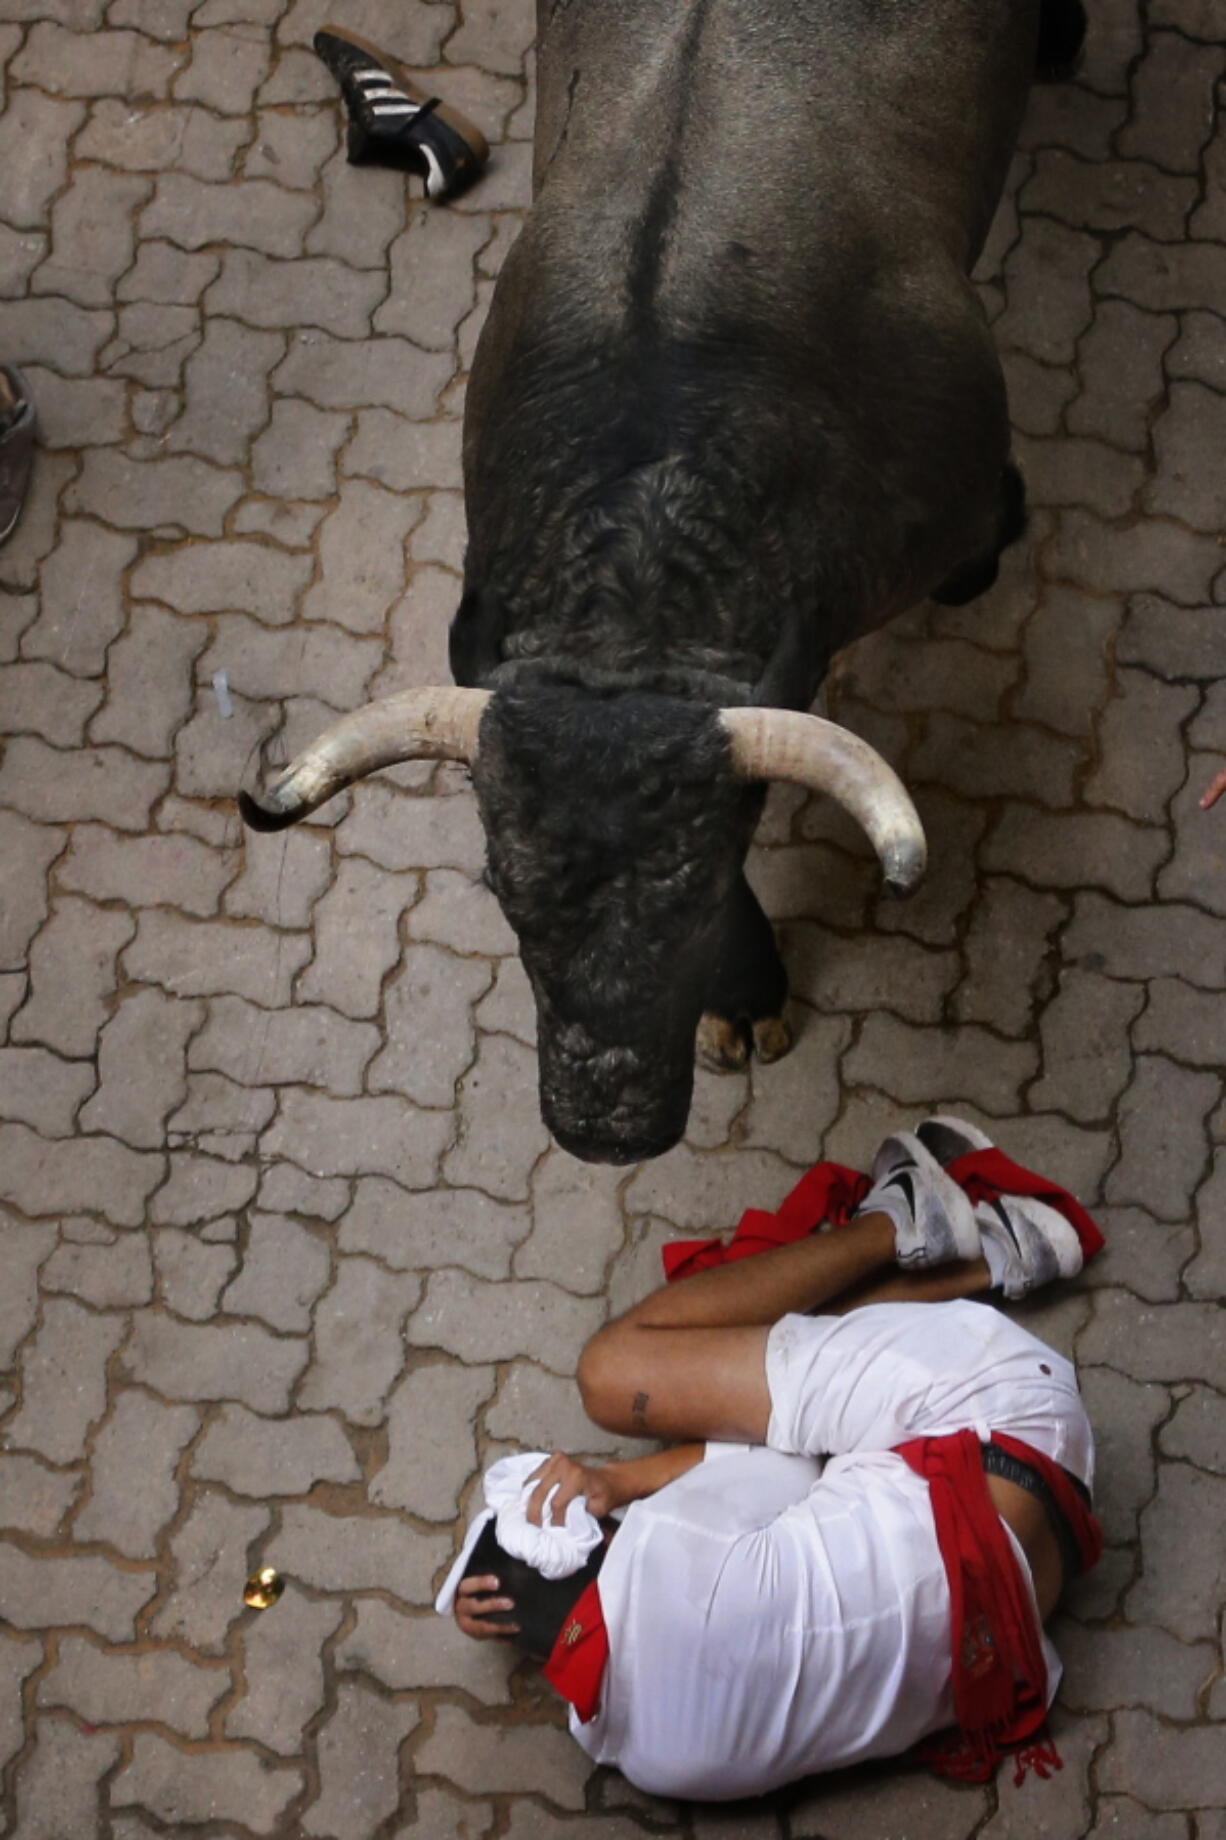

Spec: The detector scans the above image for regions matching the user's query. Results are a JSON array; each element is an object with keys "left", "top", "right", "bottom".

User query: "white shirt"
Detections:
[{"left": 571, "top": 1441, "right": 1053, "bottom": 1801}]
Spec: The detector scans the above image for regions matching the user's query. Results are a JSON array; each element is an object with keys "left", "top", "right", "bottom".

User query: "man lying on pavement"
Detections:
[{"left": 438, "top": 1116, "right": 1103, "bottom": 1801}]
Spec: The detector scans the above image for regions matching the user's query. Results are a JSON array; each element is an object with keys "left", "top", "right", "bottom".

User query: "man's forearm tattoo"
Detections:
[{"left": 631, "top": 1390, "right": 650, "bottom": 1434}]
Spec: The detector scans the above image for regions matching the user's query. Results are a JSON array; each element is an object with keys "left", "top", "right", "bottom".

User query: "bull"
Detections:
[{"left": 241, "top": 0, "right": 1086, "bottom": 1165}]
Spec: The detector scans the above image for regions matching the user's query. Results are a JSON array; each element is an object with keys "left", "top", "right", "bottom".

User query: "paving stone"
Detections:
[
  {"left": 345, "top": 411, "right": 465, "bottom": 496},
  {"left": 1084, "top": 1799, "right": 1190, "bottom": 1840},
  {"left": 339, "top": 1179, "right": 529, "bottom": 1279},
  {"left": 336, "top": 1599, "right": 511, "bottom": 1706},
  {"left": 1144, "top": 382, "right": 1226, "bottom": 537},
  {"left": 303, "top": 1675, "right": 419, "bottom": 1840},
  {"left": 512, "top": 1148, "right": 624, "bottom": 1296},
  {"left": 499, "top": 1808, "right": 657, "bottom": 1840},
  {"left": 41, "top": 1233, "right": 153, "bottom": 1309},
  {"left": 296, "top": 1256, "right": 422, "bottom": 1426},
  {"left": 27, "top": 520, "right": 136, "bottom": 674},
  {"left": 250, "top": 398, "right": 351, "bottom": 502},
  {"left": 0, "top": 969, "right": 25, "bottom": 1035},
  {"left": 484, "top": 1360, "right": 628, "bottom": 1460},
  {"left": 1098, "top": 229, "right": 1226, "bottom": 314},
  {"left": 415, "top": 1703, "right": 589, "bottom": 1808},
  {"left": 0, "top": 588, "right": 37, "bottom": 666},
  {"left": 175, "top": 683, "right": 281, "bottom": 802},
  {"left": 126, "top": 1312, "right": 308, "bottom": 1413},
  {"left": 0, "top": 1120, "right": 161, "bottom": 1228},
  {"left": 163, "top": 317, "right": 286, "bottom": 468},
  {"left": 626, "top": 1144, "right": 797, "bottom": 1234},
  {"left": 227, "top": 1581, "right": 342, "bottom": 1755},
  {"left": 113, "top": 1730, "right": 303, "bottom": 1833},
  {"left": 409, "top": 490, "right": 466, "bottom": 571},
  {"left": 979, "top": 805, "right": 1163, "bottom": 905},
  {"left": 6, "top": 1298, "right": 125, "bottom": 1464},
  {"left": 151, "top": 1151, "right": 257, "bottom": 1226},
  {"left": 954, "top": 878, "right": 1064, "bottom": 1036},
  {"left": 274, "top": 329, "right": 455, "bottom": 417},
  {"left": 407, "top": 1270, "right": 602, "bottom": 1374},
  {"left": 1161, "top": 1384, "right": 1226, "bottom": 1476},
  {"left": 475, "top": 956, "right": 537, "bottom": 1047},
  {"left": 119, "top": 239, "right": 222, "bottom": 305},
  {"left": 13, "top": 17, "right": 181, "bottom": 90},
  {"left": 1106, "top": 1056, "right": 1219, "bottom": 1219},
  {"left": 264, "top": 1088, "right": 453, "bottom": 1188},
  {"left": 372, "top": 1360, "right": 494, "bottom": 1519},
  {"left": 337, "top": 784, "right": 494, "bottom": 881},
  {"left": 1001, "top": 347, "right": 1077, "bottom": 436},
  {"left": 0, "top": 811, "right": 63, "bottom": 970},
  {"left": 1135, "top": 980, "right": 1226, "bottom": 1076},
  {"left": 259, "top": 42, "right": 336, "bottom": 103},
  {"left": 1100, "top": 1707, "right": 1226, "bottom": 1808},
  {"left": 191, "top": 994, "right": 377, "bottom": 1097},
  {"left": 153, "top": 1226, "right": 237, "bottom": 1320},
  {"left": 842, "top": 626, "right": 1018, "bottom": 722},
  {"left": 10, "top": 1716, "right": 122, "bottom": 1840},
  {"left": 104, "top": 302, "right": 200, "bottom": 390},
  {"left": 193, "top": 1403, "right": 357, "bottom": 1500},
  {"left": 306, "top": 138, "right": 407, "bottom": 270},
  {"left": 910, "top": 711, "right": 1080, "bottom": 807},
  {"left": 0, "top": 221, "right": 43, "bottom": 295},
  {"left": 267, "top": 1500, "right": 450, "bottom": 1604},
  {"left": 1023, "top": 147, "right": 1197, "bottom": 239},
  {"left": 77, "top": 96, "right": 248, "bottom": 180},
  {"left": 149, "top": 1488, "right": 270, "bottom": 1653},
  {"left": 1159, "top": 762, "right": 1226, "bottom": 916},
  {"left": 301, "top": 479, "right": 423, "bottom": 634},
  {"left": 1015, "top": 432, "right": 1146, "bottom": 521},
  {"left": 244, "top": 105, "right": 338, "bottom": 188},
  {"left": 977, "top": 1713, "right": 1106, "bottom": 1840},
  {"left": 57, "top": 823, "right": 232, "bottom": 919},
  {"left": 0, "top": 1453, "right": 81, "bottom": 1538},
  {"left": 1068, "top": 299, "right": 1177, "bottom": 449},
  {"left": 0, "top": 1541, "right": 155, "bottom": 1640},
  {"left": 39, "top": 1632, "right": 227, "bottom": 1736},
  {"left": 996, "top": 218, "right": 1098, "bottom": 365},
  {"left": 1064, "top": 892, "right": 1226, "bottom": 987},
  {"left": 80, "top": 986, "right": 202, "bottom": 1149},
  {"left": 141, "top": 169, "right": 315, "bottom": 259},
  {"left": 1083, "top": 1290, "right": 1226, "bottom": 1393},
  {"left": 842, "top": 1013, "right": 1037, "bottom": 1114},
  {"left": 1027, "top": 969, "right": 1146, "bottom": 1125},
  {"left": 0, "top": 1044, "right": 95, "bottom": 1134},
  {"left": 0, "top": 734, "right": 169, "bottom": 834},
  {"left": 0, "top": 86, "right": 85, "bottom": 229},
  {"left": 407, "top": 868, "right": 517, "bottom": 957},
  {"left": 0, "top": 659, "right": 103, "bottom": 749},
  {"left": 1059, "top": 1620, "right": 1214, "bottom": 1720},
  {"left": 16, "top": 366, "right": 127, "bottom": 448},
  {"left": 785, "top": 923, "right": 959, "bottom": 1027},
  {"left": 173, "top": 21, "right": 271, "bottom": 110},
  {"left": 443, "top": 1032, "right": 551, "bottom": 1202},
  {"left": 1187, "top": 1147, "right": 1226, "bottom": 1299},
  {"left": 376, "top": 208, "right": 487, "bottom": 350},
  {"left": 1167, "top": 308, "right": 1226, "bottom": 389},
  {"left": 34, "top": 164, "right": 150, "bottom": 309},
  {"left": 370, "top": 943, "right": 492, "bottom": 1107},
  {"left": 221, "top": 1212, "right": 332, "bottom": 1333},
  {"left": 1082, "top": 1204, "right": 1194, "bottom": 1305},
  {"left": 1084, "top": 669, "right": 1199, "bottom": 828},
  {"left": 207, "top": 245, "right": 387, "bottom": 336},
  {"left": 259, "top": 1161, "right": 349, "bottom": 1221},
  {"left": 90, "top": 606, "right": 206, "bottom": 759},
  {"left": 66, "top": 449, "right": 244, "bottom": 537},
  {"left": 0, "top": 1635, "right": 40, "bottom": 1772},
  {"left": 73, "top": 1388, "right": 199, "bottom": 1558},
  {"left": 1046, "top": 507, "right": 1226, "bottom": 606},
  {"left": 1119, "top": 28, "right": 1224, "bottom": 170},
  {"left": 297, "top": 856, "right": 419, "bottom": 1019},
  {"left": 218, "top": 828, "right": 329, "bottom": 935},
  {"left": 125, "top": 909, "right": 312, "bottom": 1004}
]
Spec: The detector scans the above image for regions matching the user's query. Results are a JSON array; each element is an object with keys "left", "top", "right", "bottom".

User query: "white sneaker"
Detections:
[
  {"left": 858, "top": 1129, "right": 981, "bottom": 1268},
  {"left": 915, "top": 1115, "right": 1085, "bottom": 1299}
]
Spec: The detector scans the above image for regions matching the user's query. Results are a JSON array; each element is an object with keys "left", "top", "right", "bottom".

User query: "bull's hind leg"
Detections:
[
  {"left": 930, "top": 461, "right": 1027, "bottom": 608},
  {"left": 697, "top": 873, "right": 792, "bottom": 1072},
  {"left": 1036, "top": 0, "right": 1087, "bottom": 80}
]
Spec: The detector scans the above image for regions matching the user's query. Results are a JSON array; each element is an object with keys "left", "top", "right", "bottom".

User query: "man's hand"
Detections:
[
  {"left": 526, "top": 1451, "right": 618, "bottom": 1525},
  {"left": 454, "top": 1574, "right": 519, "bottom": 1641}
]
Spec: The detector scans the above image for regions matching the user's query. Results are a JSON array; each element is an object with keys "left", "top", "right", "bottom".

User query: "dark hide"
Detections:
[
  {"left": 448, "top": 0, "right": 1068, "bottom": 1161},
  {"left": 472, "top": 672, "right": 763, "bottom": 1164}
]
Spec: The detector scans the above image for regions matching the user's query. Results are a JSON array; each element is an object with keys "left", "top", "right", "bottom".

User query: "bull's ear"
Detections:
[{"left": 449, "top": 585, "right": 507, "bottom": 687}]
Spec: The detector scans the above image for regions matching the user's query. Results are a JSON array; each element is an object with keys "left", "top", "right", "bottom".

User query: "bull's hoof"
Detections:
[
  {"left": 753, "top": 1013, "right": 794, "bottom": 1063},
  {"left": 697, "top": 1012, "right": 751, "bottom": 1072},
  {"left": 697, "top": 1010, "right": 794, "bottom": 1072}
]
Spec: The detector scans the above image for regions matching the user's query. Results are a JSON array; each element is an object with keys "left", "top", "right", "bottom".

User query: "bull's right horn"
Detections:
[
  {"left": 719, "top": 706, "right": 927, "bottom": 896},
  {"left": 239, "top": 687, "right": 491, "bottom": 832}
]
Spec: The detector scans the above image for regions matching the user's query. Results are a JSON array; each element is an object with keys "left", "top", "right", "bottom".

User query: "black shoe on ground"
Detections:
[
  {"left": 314, "top": 25, "right": 489, "bottom": 202},
  {"left": 0, "top": 365, "right": 36, "bottom": 548}
]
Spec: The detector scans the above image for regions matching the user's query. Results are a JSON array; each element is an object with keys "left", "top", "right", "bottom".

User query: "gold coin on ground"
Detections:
[{"left": 243, "top": 1567, "right": 285, "bottom": 1610}]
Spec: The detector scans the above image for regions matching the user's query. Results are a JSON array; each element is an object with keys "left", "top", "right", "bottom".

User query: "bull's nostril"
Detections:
[{"left": 550, "top": 1120, "right": 684, "bottom": 1166}]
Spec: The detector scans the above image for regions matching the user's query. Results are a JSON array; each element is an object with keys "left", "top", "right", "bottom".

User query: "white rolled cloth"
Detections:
[{"left": 434, "top": 1451, "right": 604, "bottom": 1616}]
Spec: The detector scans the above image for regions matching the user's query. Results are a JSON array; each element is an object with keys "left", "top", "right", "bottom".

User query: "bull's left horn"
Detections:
[
  {"left": 239, "top": 687, "right": 491, "bottom": 832},
  {"left": 719, "top": 706, "right": 927, "bottom": 896}
]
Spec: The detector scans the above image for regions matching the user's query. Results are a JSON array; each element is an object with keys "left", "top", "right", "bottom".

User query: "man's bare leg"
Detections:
[{"left": 578, "top": 1215, "right": 990, "bottom": 1445}]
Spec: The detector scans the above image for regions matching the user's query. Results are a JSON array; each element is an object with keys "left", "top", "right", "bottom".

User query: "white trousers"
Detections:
[{"left": 765, "top": 1297, "right": 1095, "bottom": 1486}]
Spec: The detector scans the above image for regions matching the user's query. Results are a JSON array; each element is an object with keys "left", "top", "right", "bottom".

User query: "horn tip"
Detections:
[
  {"left": 881, "top": 845, "right": 927, "bottom": 901},
  {"left": 238, "top": 787, "right": 300, "bottom": 834}
]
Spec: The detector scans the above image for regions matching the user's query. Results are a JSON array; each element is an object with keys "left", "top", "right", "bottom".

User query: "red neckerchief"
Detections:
[
  {"left": 894, "top": 1430, "right": 1103, "bottom": 1785},
  {"left": 541, "top": 1580, "right": 608, "bottom": 1723},
  {"left": 662, "top": 1161, "right": 870, "bottom": 1282}
]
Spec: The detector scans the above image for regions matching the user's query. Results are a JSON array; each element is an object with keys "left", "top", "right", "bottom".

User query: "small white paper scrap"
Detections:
[{"left": 212, "top": 670, "right": 233, "bottom": 718}]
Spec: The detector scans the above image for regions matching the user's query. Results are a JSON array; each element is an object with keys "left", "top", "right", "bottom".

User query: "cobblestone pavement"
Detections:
[{"left": 1, "top": 0, "right": 1225, "bottom": 1835}]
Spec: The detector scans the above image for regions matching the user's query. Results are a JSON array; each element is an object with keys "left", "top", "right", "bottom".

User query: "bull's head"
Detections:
[{"left": 239, "top": 681, "right": 924, "bottom": 1164}]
